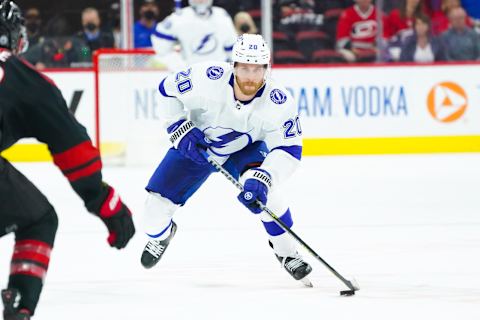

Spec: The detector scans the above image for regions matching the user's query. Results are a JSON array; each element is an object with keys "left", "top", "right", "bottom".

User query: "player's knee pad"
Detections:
[
  {"left": 143, "top": 191, "right": 179, "bottom": 237},
  {"left": 15, "top": 208, "right": 58, "bottom": 246}
]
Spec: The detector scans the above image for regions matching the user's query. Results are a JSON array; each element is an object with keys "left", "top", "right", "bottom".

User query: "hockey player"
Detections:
[
  {"left": 141, "top": 33, "right": 312, "bottom": 285},
  {"left": 0, "top": 1, "right": 135, "bottom": 319},
  {"left": 151, "top": 0, "right": 238, "bottom": 69}
]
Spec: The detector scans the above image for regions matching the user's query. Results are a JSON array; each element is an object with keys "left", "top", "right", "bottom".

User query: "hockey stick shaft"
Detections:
[{"left": 202, "top": 152, "right": 359, "bottom": 291}]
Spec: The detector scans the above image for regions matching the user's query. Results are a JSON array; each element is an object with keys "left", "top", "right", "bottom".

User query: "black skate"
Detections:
[
  {"left": 141, "top": 222, "right": 177, "bottom": 269},
  {"left": 2, "top": 289, "right": 31, "bottom": 320},
  {"left": 269, "top": 241, "right": 313, "bottom": 287}
]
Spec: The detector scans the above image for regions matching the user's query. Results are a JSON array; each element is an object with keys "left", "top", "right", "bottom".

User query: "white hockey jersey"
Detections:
[
  {"left": 152, "top": 7, "right": 238, "bottom": 66},
  {"left": 157, "top": 62, "right": 303, "bottom": 187}
]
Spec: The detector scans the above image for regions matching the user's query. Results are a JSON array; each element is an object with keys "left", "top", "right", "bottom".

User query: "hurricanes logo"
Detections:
[{"left": 427, "top": 82, "right": 468, "bottom": 123}]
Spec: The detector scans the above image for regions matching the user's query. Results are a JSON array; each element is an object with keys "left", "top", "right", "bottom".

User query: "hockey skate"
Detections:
[
  {"left": 2, "top": 289, "right": 31, "bottom": 320},
  {"left": 141, "top": 222, "right": 177, "bottom": 269},
  {"left": 269, "top": 241, "right": 313, "bottom": 287}
]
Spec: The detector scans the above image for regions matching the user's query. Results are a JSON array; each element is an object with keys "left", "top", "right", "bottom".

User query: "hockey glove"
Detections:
[
  {"left": 168, "top": 119, "right": 210, "bottom": 165},
  {"left": 238, "top": 168, "right": 272, "bottom": 214},
  {"left": 89, "top": 183, "right": 135, "bottom": 249}
]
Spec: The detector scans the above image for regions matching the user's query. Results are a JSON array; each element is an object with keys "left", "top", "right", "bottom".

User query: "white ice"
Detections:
[{"left": 1, "top": 154, "right": 480, "bottom": 319}]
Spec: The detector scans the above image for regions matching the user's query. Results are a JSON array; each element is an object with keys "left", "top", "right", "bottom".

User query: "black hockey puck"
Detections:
[{"left": 340, "top": 290, "right": 355, "bottom": 296}]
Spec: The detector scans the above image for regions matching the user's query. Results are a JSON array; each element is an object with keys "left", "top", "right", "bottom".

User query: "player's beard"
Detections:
[{"left": 236, "top": 77, "right": 264, "bottom": 96}]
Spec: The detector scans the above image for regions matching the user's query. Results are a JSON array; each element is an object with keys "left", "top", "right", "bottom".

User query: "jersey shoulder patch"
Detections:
[
  {"left": 206, "top": 65, "right": 224, "bottom": 80},
  {"left": 270, "top": 88, "right": 288, "bottom": 105}
]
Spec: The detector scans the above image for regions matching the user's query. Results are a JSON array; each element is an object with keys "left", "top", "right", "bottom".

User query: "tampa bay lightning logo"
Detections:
[
  {"left": 244, "top": 192, "right": 253, "bottom": 200},
  {"left": 192, "top": 33, "right": 218, "bottom": 55},
  {"left": 206, "top": 66, "right": 224, "bottom": 80},
  {"left": 270, "top": 89, "right": 287, "bottom": 104},
  {"left": 204, "top": 127, "right": 253, "bottom": 157}
]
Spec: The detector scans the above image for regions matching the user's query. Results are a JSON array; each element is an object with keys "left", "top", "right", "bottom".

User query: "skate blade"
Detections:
[{"left": 300, "top": 277, "right": 313, "bottom": 287}]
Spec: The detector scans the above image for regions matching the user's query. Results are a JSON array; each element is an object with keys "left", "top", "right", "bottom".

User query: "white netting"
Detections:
[{"left": 95, "top": 50, "right": 171, "bottom": 166}]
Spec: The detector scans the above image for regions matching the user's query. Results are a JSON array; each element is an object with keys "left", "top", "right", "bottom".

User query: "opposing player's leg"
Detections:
[
  {"left": 141, "top": 148, "right": 215, "bottom": 268},
  {"left": 0, "top": 158, "right": 59, "bottom": 318},
  {"left": 225, "top": 143, "right": 312, "bottom": 282}
]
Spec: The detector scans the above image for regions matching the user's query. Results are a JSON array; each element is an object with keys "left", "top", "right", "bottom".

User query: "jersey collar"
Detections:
[{"left": 229, "top": 74, "right": 266, "bottom": 105}]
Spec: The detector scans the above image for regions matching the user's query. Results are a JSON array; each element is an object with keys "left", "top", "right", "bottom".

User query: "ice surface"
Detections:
[{"left": 1, "top": 154, "right": 479, "bottom": 319}]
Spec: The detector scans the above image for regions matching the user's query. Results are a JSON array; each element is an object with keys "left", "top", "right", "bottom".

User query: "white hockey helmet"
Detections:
[
  {"left": 232, "top": 34, "right": 271, "bottom": 65},
  {"left": 188, "top": 0, "right": 213, "bottom": 15}
]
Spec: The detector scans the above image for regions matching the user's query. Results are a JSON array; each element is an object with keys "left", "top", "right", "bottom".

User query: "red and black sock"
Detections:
[{"left": 8, "top": 239, "right": 52, "bottom": 315}]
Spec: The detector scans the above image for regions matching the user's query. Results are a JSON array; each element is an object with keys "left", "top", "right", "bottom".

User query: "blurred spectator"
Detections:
[
  {"left": 441, "top": 7, "right": 480, "bottom": 60},
  {"left": 134, "top": 0, "right": 159, "bottom": 48},
  {"left": 336, "top": 0, "right": 389, "bottom": 62},
  {"left": 151, "top": 0, "right": 237, "bottom": 69},
  {"left": 430, "top": 0, "right": 474, "bottom": 34},
  {"left": 233, "top": 11, "right": 258, "bottom": 35},
  {"left": 399, "top": 14, "right": 447, "bottom": 62},
  {"left": 24, "top": 7, "right": 43, "bottom": 47},
  {"left": 387, "top": 0, "right": 424, "bottom": 42},
  {"left": 76, "top": 7, "right": 115, "bottom": 58},
  {"left": 107, "top": 2, "right": 122, "bottom": 48},
  {"left": 21, "top": 15, "right": 89, "bottom": 69},
  {"left": 275, "top": 0, "right": 324, "bottom": 37}
]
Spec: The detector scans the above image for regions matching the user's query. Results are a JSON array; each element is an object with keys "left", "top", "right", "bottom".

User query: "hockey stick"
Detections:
[{"left": 202, "top": 151, "right": 360, "bottom": 295}]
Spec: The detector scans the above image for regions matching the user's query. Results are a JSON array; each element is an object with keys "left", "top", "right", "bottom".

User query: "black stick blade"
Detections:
[{"left": 340, "top": 290, "right": 356, "bottom": 296}]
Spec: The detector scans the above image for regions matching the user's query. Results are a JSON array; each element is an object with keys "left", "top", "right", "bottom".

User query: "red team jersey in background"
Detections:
[
  {"left": 336, "top": 5, "right": 389, "bottom": 52},
  {"left": 387, "top": 9, "right": 414, "bottom": 41}
]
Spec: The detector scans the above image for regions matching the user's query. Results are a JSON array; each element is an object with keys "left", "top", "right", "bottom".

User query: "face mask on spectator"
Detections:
[
  {"left": 84, "top": 22, "right": 98, "bottom": 32},
  {"left": 240, "top": 23, "right": 250, "bottom": 33},
  {"left": 142, "top": 10, "right": 156, "bottom": 20}
]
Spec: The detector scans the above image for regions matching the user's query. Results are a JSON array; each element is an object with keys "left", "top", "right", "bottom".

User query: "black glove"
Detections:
[{"left": 89, "top": 183, "right": 135, "bottom": 249}]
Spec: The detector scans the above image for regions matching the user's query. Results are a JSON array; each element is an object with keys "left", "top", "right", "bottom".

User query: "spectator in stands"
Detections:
[
  {"left": 336, "top": 0, "right": 389, "bottom": 62},
  {"left": 275, "top": 0, "right": 324, "bottom": 37},
  {"left": 24, "top": 7, "right": 44, "bottom": 47},
  {"left": 441, "top": 7, "right": 480, "bottom": 60},
  {"left": 107, "top": 2, "right": 122, "bottom": 48},
  {"left": 430, "top": 0, "right": 474, "bottom": 34},
  {"left": 22, "top": 15, "right": 89, "bottom": 69},
  {"left": 233, "top": 11, "right": 258, "bottom": 35},
  {"left": 76, "top": 7, "right": 115, "bottom": 59},
  {"left": 399, "top": 14, "right": 447, "bottom": 62},
  {"left": 387, "top": 0, "right": 424, "bottom": 42},
  {"left": 385, "top": 0, "right": 424, "bottom": 61},
  {"left": 134, "top": 0, "right": 160, "bottom": 48}
]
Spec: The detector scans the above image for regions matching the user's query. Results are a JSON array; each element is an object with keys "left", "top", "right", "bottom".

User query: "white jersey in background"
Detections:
[
  {"left": 152, "top": 7, "right": 238, "bottom": 67},
  {"left": 158, "top": 61, "right": 303, "bottom": 186}
]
